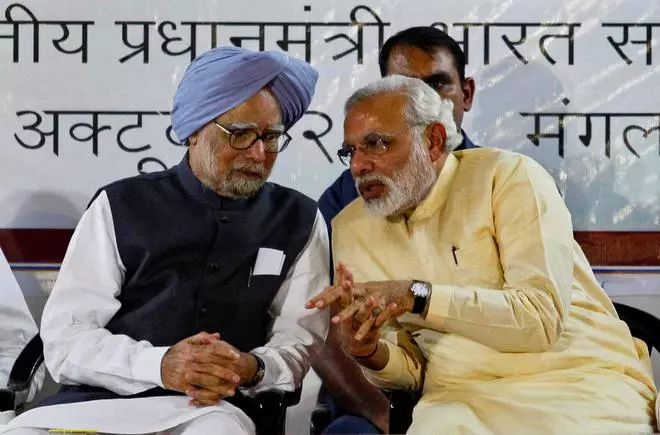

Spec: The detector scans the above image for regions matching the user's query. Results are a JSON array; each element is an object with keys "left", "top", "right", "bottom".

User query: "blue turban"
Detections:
[{"left": 171, "top": 46, "right": 318, "bottom": 143}]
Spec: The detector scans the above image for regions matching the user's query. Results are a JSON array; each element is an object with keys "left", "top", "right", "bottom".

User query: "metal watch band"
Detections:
[{"left": 245, "top": 353, "right": 265, "bottom": 387}]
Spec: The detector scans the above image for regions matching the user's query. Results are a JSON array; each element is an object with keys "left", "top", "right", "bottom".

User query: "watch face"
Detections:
[{"left": 411, "top": 281, "right": 429, "bottom": 296}]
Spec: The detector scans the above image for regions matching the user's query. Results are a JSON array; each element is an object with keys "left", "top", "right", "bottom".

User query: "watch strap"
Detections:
[{"left": 244, "top": 353, "right": 265, "bottom": 388}]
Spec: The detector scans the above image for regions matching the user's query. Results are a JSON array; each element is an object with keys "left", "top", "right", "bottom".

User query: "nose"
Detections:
[
  {"left": 244, "top": 138, "right": 267, "bottom": 163},
  {"left": 350, "top": 149, "right": 374, "bottom": 177}
]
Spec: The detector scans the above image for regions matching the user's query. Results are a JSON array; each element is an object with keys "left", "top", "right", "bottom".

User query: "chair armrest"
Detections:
[
  {"left": 613, "top": 302, "right": 660, "bottom": 354},
  {"left": 228, "top": 388, "right": 301, "bottom": 435},
  {"left": 253, "top": 387, "right": 301, "bottom": 408},
  {"left": 0, "top": 388, "right": 15, "bottom": 412},
  {"left": 0, "top": 334, "right": 44, "bottom": 412},
  {"left": 310, "top": 403, "right": 332, "bottom": 435},
  {"left": 387, "top": 389, "right": 421, "bottom": 434}
]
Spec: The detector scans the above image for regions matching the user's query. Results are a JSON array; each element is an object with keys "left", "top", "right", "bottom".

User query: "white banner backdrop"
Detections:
[{"left": 0, "top": 0, "right": 658, "bottom": 230}]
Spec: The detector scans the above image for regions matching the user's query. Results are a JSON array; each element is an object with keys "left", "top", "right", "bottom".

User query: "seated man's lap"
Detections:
[
  {"left": 167, "top": 411, "right": 255, "bottom": 435},
  {"left": 414, "top": 370, "right": 655, "bottom": 435},
  {"left": 0, "top": 412, "right": 255, "bottom": 435}
]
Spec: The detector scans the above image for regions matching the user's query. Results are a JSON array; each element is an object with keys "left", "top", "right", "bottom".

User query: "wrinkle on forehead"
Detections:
[{"left": 343, "top": 93, "right": 408, "bottom": 142}]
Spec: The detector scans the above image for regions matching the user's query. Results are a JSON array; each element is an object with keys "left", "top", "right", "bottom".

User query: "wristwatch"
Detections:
[
  {"left": 409, "top": 280, "right": 432, "bottom": 316},
  {"left": 245, "top": 353, "right": 265, "bottom": 387}
]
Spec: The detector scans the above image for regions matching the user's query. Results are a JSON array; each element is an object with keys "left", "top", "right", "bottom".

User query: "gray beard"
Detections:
[
  {"left": 199, "top": 145, "right": 270, "bottom": 199},
  {"left": 355, "top": 141, "right": 437, "bottom": 218}
]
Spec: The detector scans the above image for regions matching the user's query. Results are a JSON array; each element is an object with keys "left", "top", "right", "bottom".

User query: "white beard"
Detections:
[
  {"left": 355, "top": 140, "right": 437, "bottom": 218},
  {"left": 199, "top": 142, "right": 270, "bottom": 198}
]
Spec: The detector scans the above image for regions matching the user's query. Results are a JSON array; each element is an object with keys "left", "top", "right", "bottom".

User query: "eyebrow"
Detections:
[
  {"left": 265, "top": 124, "right": 285, "bottom": 133},
  {"left": 224, "top": 121, "right": 285, "bottom": 132},
  {"left": 225, "top": 121, "right": 258, "bottom": 130},
  {"left": 363, "top": 132, "right": 395, "bottom": 142},
  {"left": 421, "top": 71, "right": 453, "bottom": 85}
]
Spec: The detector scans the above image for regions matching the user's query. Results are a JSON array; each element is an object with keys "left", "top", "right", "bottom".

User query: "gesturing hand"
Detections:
[
  {"left": 306, "top": 264, "right": 414, "bottom": 354},
  {"left": 161, "top": 332, "right": 248, "bottom": 406}
]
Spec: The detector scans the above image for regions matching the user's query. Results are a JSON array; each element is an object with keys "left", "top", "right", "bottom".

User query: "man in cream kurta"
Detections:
[{"left": 309, "top": 75, "right": 657, "bottom": 434}]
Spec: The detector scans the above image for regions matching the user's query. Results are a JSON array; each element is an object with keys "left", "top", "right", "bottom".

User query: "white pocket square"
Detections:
[{"left": 252, "top": 248, "right": 286, "bottom": 276}]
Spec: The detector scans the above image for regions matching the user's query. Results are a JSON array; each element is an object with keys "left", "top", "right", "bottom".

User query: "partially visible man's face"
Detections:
[
  {"left": 385, "top": 45, "right": 474, "bottom": 129},
  {"left": 188, "top": 88, "right": 282, "bottom": 198},
  {"left": 343, "top": 92, "right": 438, "bottom": 217}
]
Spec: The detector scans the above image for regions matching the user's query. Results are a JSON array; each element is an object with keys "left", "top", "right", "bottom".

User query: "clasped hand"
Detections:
[
  {"left": 160, "top": 332, "right": 255, "bottom": 406},
  {"left": 306, "top": 264, "right": 413, "bottom": 356}
]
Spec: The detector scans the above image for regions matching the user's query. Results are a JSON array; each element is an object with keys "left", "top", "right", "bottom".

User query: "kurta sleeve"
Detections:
[
  {"left": 41, "top": 191, "right": 169, "bottom": 395},
  {"left": 359, "top": 324, "right": 424, "bottom": 391}
]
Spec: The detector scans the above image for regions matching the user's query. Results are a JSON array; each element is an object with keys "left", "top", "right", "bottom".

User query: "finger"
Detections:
[
  {"left": 335, "top": 264, "right": 353, "bottom": 292},
  {"left": 354, "top": 316, "right": 376, "bottom": 341},
  {"left": 186, "top": 386, "right": 231, "bottom": 405},
  {"left": 337, "top": 263, "right": 354, "bottom": 283},
  {"left": 351, "top": 283, "right": 367, "bottom": 300},
  {"left": 209, "top": 340, "right": 240, "bottom": 360},
  {"left": 193, "top": 342, "right": 240, "bottom": 364},
  {"left": 185, "top": 380, "right": 236, "bottom": 398},
  {"left": 332, "top": 303, "right": 360, "bottom": 324},
  {"left": 185, "top": 369, "right": 240, "bottom": 389},
  {"left": 334, "top": 263, "right": 345, "bottom": 283},
  {"left": 188, "top": 384, "right": 234, "bottom": 401},
  {"left": 340, "top": 277, "right": 353, "bottom": 291},
  {"left": 339, "top": 282, "right": 352, "bottom": 307},
  {"left": 374, "top": 303, "right": 398, "bottom": 328},
  {"left": 187, "top": 331, "right": 221, "bottom": 345},
  {"left": 305, "top": 286, "right": 334, "bottom": 308},
  {"left": 193, "top": 363, "right": 241, "bottom": 384},
  {"left": 306, "top": 286, "right": 342, "bottom": 309},
  {"left": 354, "top": 299, "right": 375, "bottom": 323}
]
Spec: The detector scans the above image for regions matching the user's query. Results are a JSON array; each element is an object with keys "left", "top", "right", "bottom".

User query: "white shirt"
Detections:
[
  {"left": 40, "top": 191, "right": 330, "bottom": 398},
  {"left": 0, "top": 249, "right": 39, "bottom": 389}
]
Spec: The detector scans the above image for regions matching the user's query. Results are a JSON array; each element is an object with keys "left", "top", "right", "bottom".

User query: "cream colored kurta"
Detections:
[{"left": 332, "top": 148, "right": 657, "bottom": 435}]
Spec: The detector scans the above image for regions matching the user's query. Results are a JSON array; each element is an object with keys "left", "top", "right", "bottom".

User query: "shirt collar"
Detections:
[
  {"left": 461, "top": 130, "right": 477, "bottom": 149},
  {"left": 407, "top": 152, "right": 459, "bottom": 223}
]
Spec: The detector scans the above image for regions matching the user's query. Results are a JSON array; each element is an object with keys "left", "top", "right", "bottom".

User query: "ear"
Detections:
[
  {"left": 462, "top": 77, "right": 476, "bottom": 112},
  {"left": 188, "top": 131, "right": 199, "bottom": 148},
  {"left": 427, "top": 123, "right": 447, "bottom": 162}
]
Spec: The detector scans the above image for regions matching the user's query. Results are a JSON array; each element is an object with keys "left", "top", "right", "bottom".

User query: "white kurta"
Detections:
[
  {"left": 0, "top": 249, "right": 44, "bottom": 425},
  {"left": 2, "top": 192, "right": 329, "bottom": 434},
  {"left": 0, "top": 249, "right": 39, "bottom": 388}
]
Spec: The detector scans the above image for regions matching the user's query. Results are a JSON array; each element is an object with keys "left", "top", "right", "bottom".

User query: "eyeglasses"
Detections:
[
  {"left": 212, "top": 121, "right": 292, "bottom": 153},
  {"left": 337, "top": 126, "right": 419, "bottom": 166}
]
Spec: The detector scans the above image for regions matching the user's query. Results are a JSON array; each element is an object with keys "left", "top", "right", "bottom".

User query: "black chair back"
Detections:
[{"left": 613, "top": 302, "right": 660, "bottom": 354}]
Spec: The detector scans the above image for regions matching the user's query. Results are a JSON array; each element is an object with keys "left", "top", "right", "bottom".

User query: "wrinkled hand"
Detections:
[
  {"left": 161, "top": 332, "right": 256, "bottom": 406},
  {"left": 306, "top": 264, "right": 414, "bottom": 354}
]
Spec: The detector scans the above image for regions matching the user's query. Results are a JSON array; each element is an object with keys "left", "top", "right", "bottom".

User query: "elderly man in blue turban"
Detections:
[{"left": 4, "top": 47, "right": 329, "bottom": 435}]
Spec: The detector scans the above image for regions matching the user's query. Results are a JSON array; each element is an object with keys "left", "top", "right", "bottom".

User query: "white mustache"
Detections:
[
  {"left": 231, "top": 161, "right": 267, "bottom": 177},
  {"left": 355, "top": 173, "right": 392, "bottom": 189}
]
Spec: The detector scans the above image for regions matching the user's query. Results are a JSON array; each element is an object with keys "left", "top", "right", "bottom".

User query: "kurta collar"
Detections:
[{"left": 407, "top": 152, "right": 459, "bottom": 223}]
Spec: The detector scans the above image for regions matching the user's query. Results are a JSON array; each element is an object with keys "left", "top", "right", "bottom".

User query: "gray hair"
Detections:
[{"left": 345, "top": 75, "right": 463, "bottom": 151}]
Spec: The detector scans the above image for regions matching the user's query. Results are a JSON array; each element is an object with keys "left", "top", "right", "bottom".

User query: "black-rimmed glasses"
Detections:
[{"left": 213, "top": 121, "right": 292, "bottom": 153}]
